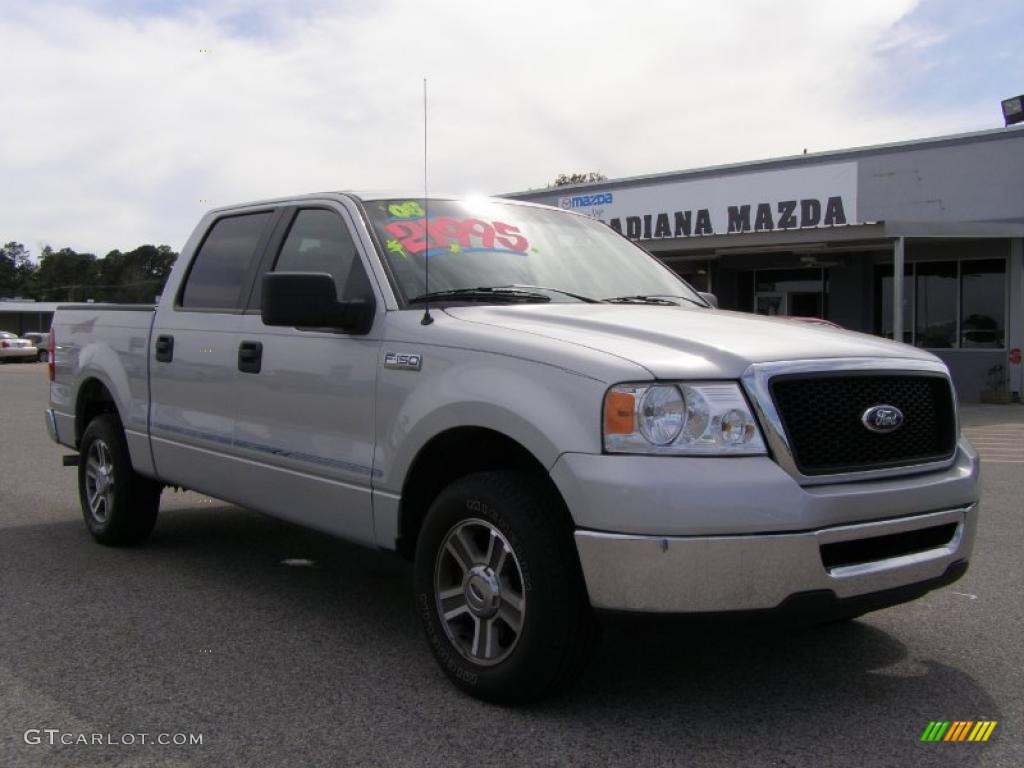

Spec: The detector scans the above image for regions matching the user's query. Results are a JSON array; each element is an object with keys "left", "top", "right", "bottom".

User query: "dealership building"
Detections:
[
  {"left": 509, "top": 126, "right": 1024, "bottom": 402},
  {"left": 0, "top": 301, "right": 59, "bottom": 336}
]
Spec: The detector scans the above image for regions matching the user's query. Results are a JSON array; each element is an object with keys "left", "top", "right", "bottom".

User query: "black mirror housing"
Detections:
[{"left": 261, "top": 272, "right": 375, "bottom": 334}]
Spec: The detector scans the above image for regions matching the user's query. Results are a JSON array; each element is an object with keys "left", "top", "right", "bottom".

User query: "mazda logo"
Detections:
[{"left": 861, "top": 404, "right": 904, "bottom": 433}]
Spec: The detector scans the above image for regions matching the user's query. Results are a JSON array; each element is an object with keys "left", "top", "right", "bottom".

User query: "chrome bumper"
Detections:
[{"left": 575, "top": 504, "right": 976, "bottom": 613}]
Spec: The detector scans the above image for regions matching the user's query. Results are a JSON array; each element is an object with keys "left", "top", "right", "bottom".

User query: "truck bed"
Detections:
[{"left": 48, "top": 304, "right": 157, "bottom": 476}]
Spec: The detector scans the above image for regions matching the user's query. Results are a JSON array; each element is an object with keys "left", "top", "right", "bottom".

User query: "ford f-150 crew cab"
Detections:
[{"left": 45, "top": 193, "right": 980, "bottom": 704}]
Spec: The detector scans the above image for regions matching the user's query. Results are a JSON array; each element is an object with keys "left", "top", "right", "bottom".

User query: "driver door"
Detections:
[{"left": 229, "top": 203, "right": 383, "bottom": 546}]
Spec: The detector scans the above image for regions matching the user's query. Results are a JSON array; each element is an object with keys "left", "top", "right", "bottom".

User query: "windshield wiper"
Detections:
[
  {"left": 604, "top": 294, "right": 708, "bottom": 307},
  {"left": 407, "top": 287, "right": 552, "bottom": 305},
  {"left": 490, "top": 284, "right": 603, "bottom": 303}
]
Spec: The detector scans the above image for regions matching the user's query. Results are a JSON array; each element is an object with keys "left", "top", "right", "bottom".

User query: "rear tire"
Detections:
[
  {"left": 78, "top": 414, "right": 161, "bottom": 546},
  {"left": 414, "top": 470, "right": 594, "bottom": 705}
]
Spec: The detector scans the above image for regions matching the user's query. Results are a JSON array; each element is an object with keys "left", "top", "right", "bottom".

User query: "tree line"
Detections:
[
  {"left": 0, "top": 241, "right": 178, "bottom": 304},
  {"left": 550, "top": 171, "right": 607, "bottom": 187}
]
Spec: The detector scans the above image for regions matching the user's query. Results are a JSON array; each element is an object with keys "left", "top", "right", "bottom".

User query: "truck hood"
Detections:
[{"left": 444, "top": 304, "right": 939, "bottom": 379}]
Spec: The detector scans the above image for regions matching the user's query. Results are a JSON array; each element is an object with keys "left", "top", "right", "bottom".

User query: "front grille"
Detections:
[
  {"left": 821, "top": 523, "right": 958, "bottom": 570},
  {"left": 770, "top": 372, "right": 957, "bottom": 475}
]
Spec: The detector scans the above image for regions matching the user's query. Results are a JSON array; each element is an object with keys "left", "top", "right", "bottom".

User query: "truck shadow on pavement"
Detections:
[{"left": 0, "top": 504, "right": 1001, "bottom": 768}]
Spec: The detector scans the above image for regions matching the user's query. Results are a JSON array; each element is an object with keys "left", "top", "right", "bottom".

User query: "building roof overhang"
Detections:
[{"left": 643, "top": 220, "right": 1024, "bottom": 259}]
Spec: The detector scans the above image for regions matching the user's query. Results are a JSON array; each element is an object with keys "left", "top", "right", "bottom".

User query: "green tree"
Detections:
[
  {"left": 0, "top": 242, "right": 33, "bottom": 298},
  {"left": 95, "top": 244, "right": 177, "bottom": 303},
  {"left": 14, "top": 251, "right": 37, "bottom": 297},
  {"left": 550, "top": 171, "right": 608, "bottom": 187},
  {"left": 33, "top": 247, "right": 98, "bottom": 301},
  {"left": 2, "top": 240, "right": 179, "bottom": 302}
]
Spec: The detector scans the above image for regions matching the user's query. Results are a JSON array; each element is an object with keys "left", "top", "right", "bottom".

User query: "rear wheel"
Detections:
[
  {"left": 37, "top": 349, "right": 48, "bottom": 362},
  {"left": 78, "top": 414, "right": 161, "bottom": 545},
  {"left": 414, "top": 470, "right": 594, "bottom": 705}
]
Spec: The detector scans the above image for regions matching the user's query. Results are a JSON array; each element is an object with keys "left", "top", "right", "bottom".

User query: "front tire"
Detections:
[
  {"left": 414, "top": 471, "right": 594, "bottom": 705},
  {"left": 78, "top": 414, "right": 161, "bottom": 545}
]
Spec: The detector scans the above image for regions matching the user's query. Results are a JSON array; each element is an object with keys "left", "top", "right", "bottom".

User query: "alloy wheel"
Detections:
[{"left": 434, "top": 518, "right": 526, "bottom": 666}]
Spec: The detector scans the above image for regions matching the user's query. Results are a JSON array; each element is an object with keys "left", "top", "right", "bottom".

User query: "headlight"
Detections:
[{"left": 603, "top": 382, "right": 767, "bottom": 455}]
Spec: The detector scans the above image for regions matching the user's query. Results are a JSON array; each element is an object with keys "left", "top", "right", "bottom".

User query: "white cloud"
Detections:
[{"left": 0, "top": 0, "right": 991, "bottom": 255}]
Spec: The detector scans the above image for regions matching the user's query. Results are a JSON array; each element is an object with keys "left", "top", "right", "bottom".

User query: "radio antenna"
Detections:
[{"left": 420, "top": 77, "right": 434, "bottom": 326}]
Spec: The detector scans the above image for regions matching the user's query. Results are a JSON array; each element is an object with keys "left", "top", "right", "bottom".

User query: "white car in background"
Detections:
[
  {"left": 22, "top": 332, "right": 50, "bottom": 362},
  {"left": 0, "top": 331, "right": 37, "bottom": 362}
]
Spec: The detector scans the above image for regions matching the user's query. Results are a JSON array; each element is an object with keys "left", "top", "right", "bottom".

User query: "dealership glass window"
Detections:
[
  {"left": 915, "top": 261, "right": 958, "bottom": 349},
  {"left": 874, "top": 257, "right": 1006, "bottom": 349},
  {"left": 875, "top": 263, "right": 912, "bottom": 343},
  {"left": 960, "top": 259, "right": 1006, "bottom": 348},
  {"left": 749, "top": 267, "right": 828, "bottom": 318},
  {"left": 671, "top": 260, "right": 711, "bottom": 293},
  {"left": 737, "top": 271, "right": 754, "bottom": 314}
]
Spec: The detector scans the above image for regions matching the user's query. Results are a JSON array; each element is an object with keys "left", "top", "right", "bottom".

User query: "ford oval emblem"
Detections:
[{"left": 861, "top": 404, "right": 904, "bottom": 433}]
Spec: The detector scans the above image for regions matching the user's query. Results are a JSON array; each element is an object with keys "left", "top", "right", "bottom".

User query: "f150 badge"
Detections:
[{"left": 384, "top": 351, "right": 422, "bottom": 371}]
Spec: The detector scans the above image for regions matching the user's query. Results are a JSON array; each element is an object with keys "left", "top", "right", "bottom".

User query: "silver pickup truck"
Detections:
[{"left": 46, "top": 193, "right": 979, "bottom": 703}]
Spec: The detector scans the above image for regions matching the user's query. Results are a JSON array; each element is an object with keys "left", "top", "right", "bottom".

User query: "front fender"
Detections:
[{"left": 373, "top": 358, "right": 606, "bottom": 495}]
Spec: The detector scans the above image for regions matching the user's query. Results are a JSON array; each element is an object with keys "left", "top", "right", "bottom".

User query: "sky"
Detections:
[{"left": 0, "top": 0, "right": 1021, "bottom": 257}]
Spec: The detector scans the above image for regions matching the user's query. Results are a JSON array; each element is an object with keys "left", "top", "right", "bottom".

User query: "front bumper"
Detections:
[
  {"left": 575, "top": 504, "right": 975, "bottom": 613},
  {"left": 555, "top": 440, "right": 979, "bottom": 614}
]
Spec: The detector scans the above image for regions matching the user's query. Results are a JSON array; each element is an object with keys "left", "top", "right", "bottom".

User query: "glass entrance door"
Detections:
[
  {"left": 788, "top": 291, "right": 823, "bottom": 318},
  {"left": 751, "top": 268, "right": 827, "bottom": 318}
]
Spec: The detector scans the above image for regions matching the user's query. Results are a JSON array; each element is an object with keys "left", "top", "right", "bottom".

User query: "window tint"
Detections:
[
  {"left": 273, "top": 209, "right": 371, "bottom": 301},
  {"left": 914, "top": 262, "right": 957, "bottom": 349},
  {"left": 961, "top": 259, "right": 1005, "bottom": 348},
  {"left": 180, "top": 212, "right": 273, "bottom": 309},
  {"left": 875, "top": 257, "right": 1006, "bottom": 349}
]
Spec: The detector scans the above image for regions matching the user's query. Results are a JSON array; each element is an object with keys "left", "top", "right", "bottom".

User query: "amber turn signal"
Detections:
[{"left": 604, "top": 390, "right": 636, "bottom": 435}]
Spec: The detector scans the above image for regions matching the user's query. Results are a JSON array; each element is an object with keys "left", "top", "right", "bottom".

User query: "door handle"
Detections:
[
  {"left": 237, "top": 340, "right": 263, "bottom": 374},
  {"left": 155, "top": 334, "right": 174, "bottom": 362}
]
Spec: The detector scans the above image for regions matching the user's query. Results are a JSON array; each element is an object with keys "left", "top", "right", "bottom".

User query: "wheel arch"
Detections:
[
  {"left": 74, "top": 377, "right": 121, "bottom": 447},
  {"left": 394, "top": 426, "right": 570, "bottom": 560}
]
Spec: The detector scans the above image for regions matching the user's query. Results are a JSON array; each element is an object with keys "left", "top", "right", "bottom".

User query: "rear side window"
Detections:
[{"left": 180, "top": 212, "right": 273, "bottom": 309}]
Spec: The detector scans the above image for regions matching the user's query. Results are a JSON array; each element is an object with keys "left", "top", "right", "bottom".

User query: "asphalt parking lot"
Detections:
[{"left": 1, "top": 361, "right": 1021, "bottom": 768}]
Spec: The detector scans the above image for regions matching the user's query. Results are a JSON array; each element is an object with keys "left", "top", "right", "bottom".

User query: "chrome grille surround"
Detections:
[{"left": 741, "top": 358, "right": 960, "bottom": 487}]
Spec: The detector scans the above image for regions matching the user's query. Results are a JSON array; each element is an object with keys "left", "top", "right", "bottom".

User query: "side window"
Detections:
[
  {"left": 180, "top": 212, "right": 273, "bottom": 310},
  {"left": 273, "top": 209, "right": 372, "bottom": 301}
]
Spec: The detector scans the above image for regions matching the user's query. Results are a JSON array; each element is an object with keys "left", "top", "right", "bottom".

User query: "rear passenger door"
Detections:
[
  {"left": 149, "top": 208, "right": 280, "bottom": 497},
  {"left": 229, "top": 203, "right": 382, "bottom": 546}
]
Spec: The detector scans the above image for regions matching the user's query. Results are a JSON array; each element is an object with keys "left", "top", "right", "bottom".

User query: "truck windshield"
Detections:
[{"left": 363, "top": 198, "right": 704, "bottom": 306}]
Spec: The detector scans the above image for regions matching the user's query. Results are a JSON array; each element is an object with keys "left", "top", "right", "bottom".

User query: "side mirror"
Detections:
[
  {"left": 698, "top": 291, "right": 718, "bottom": 308},
  {"left": 261, "top": 272, "right": 374, "bottom": 334}
]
